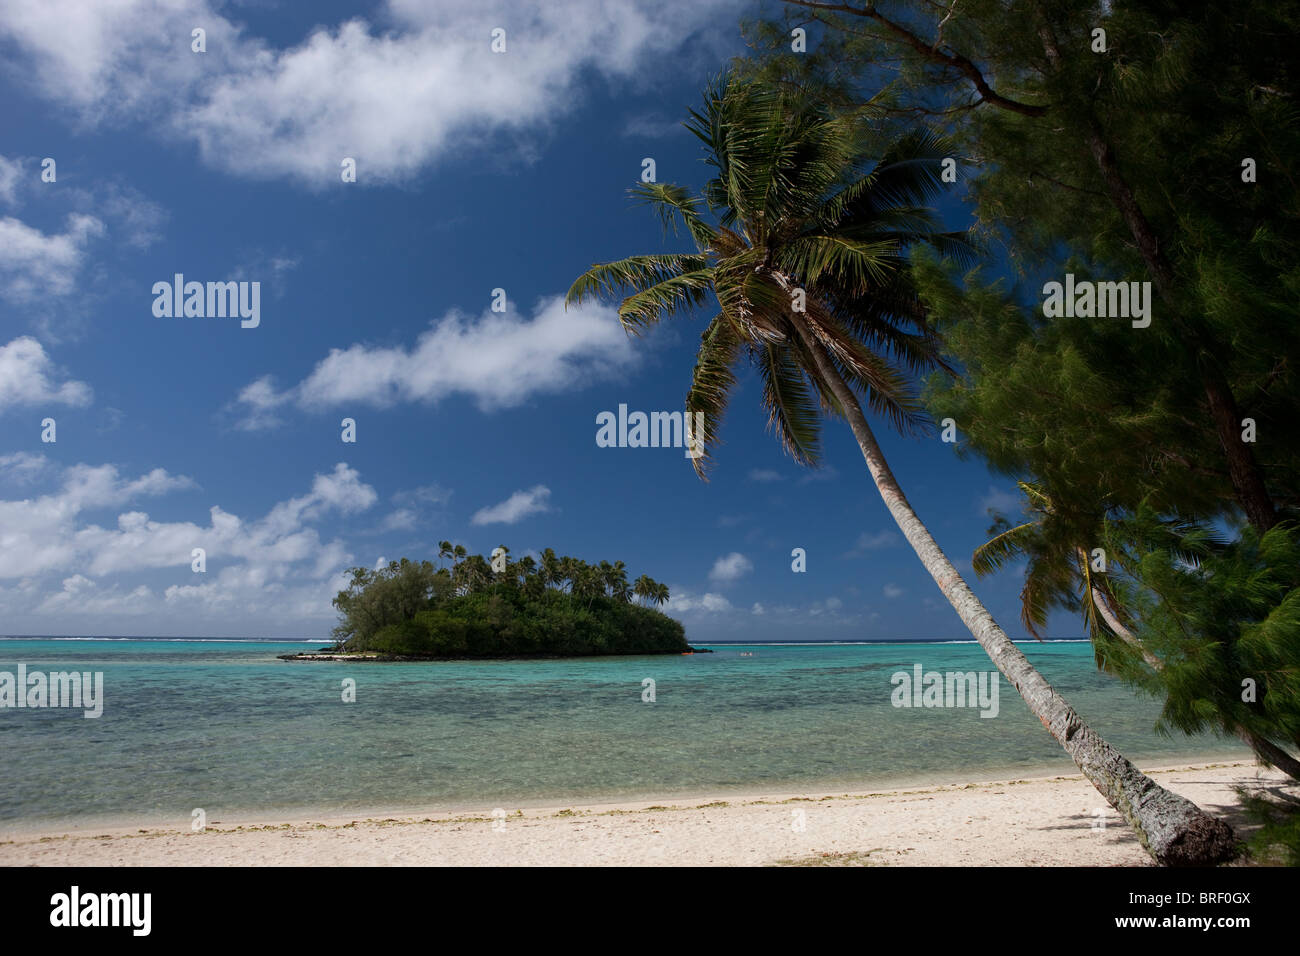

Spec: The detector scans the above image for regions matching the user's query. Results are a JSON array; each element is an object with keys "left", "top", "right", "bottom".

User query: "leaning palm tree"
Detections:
[{"left": 567, "top": 74, "right": 1235, "bottom": 864}]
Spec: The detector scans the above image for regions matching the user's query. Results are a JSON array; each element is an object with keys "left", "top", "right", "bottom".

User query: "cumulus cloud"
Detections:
[
  {"left": 231, "top": 296, "right": 638, "bottom": 427},
  {"left": 0, "top": 337, "right": 93, "bottom": 413},
  {"left": 0, "top": 155, "right": 167, "bottom": 253},
  {"left": 471, "top": 485, "right": 551, "bottom": 525},
  {"left": 0, "top": 462, "right": 195, "bottom": 578},
  {"left": 261, "top": 462, "right": 378, "bottom": 537},
  {"left": 231, "top": 375, "right": 286, "bottom": 431},
  {"left": 708, "top": 551, "right": 752, "bottom": 583},
  {"left": 0, "top": 158, "right": 165, "bottom": 339},
  {"left": 667, "top": 590, "right": 733, "bottom": 613},
  {"left": 0, "top": 0, "right": 738, "bottom": 186},
  {"left": 0, "top": 459, "right": 385, "bottom": 633},
  {"left": 0, "top": 215, "right": 105, "bottom": 303},
  {"left": 810, "top": 596, "right": 843, "bottom": 615},
  {"left": 0, "top": 460, "right": 371, "bottom": 580},
  {"left": 0, "top": 451, "right": 50, "bottom": 484}
]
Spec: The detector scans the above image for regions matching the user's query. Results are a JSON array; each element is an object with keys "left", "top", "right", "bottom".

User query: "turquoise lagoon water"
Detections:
[{"left": 0, "top": 638, "right": 1248, "bottom": 830}]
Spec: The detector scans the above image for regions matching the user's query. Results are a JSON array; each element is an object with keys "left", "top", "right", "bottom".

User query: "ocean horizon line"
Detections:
[{"left": 0, "top": 635, "right": 1091, "bottom": 645}]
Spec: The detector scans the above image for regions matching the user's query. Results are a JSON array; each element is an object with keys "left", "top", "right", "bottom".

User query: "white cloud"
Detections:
[
  {"left": 0, "top": 153, "right": 167, "bottom": 252},
  {"left": 0, "top": 0, "right": 738, "bottom": 186},
  {"left": 0, "top": 451, "right": 50, "bottom": 484},
  {"left": 667, "top": 590, "right": 733, "bottom": 613},
  {"left": 0, "top": 214, "right": 104, "bottom": 303},
  {"left": 366, "top": 483, "right": 453, "bottom": 534},
  {"left": 0, "top": 459, "right": 386, "bottom": 633},
  {"left": 36, "top": 574, "right": 154, "bottom": 616},
  {"left": 87, "top": 183, "right": 168, "bottom": 249},
  {"left": 0, "top": 462, "right": 195, "bottom": 578},
  {"left": 231, "top": 296, "right": 638, "bottom": 427},
  {"left": 883, "top": 583, "right": 904, "bottom": 599},
  {"left": 708, "top": 551, "right": 752, "bottom": 583},
  {"left": 471, "top": 485, "right": 551, "bottom": 525},
  {"left": 231, "top": 375, "right": 286, "bottom": 431},
  {"left": 375, "top": 508, "right": 418, "bottom": 532},
  {"left": 0, "top": 155, "right": 22, "bottom": 204},
  {"left": 849, "top": 529, "right": 899, "bottom": 554},
  {"left": 0, "top": 460, "right": 372, "bottom": 581},
  {"left": 621, "top": 113, "right": 687, "bottom": 138},
  {"left": 393, "top": 483, "right": 452, "bottom": 508},
  {"left": 0, "top": 160, "right": 165, "bottom": 340},
  {"left": 60, "top": 463, "right": 195, "bottom": 512},
  {"left": 261, "top": 463, "right": 378, "bottom": 537},
  {"left": 0, "top": 337, "right": 93, "bottom": 412},
  {"left": 747, "top": 468, "right": 783, "bottom": 483},
  {"left": 231, "top": 250, "right": 300, "bottom": 294}
]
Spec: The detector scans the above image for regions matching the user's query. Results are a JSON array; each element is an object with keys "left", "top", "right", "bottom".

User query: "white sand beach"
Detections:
[{"left": 1, "top": 761, "right": 1291, "bottom": 866}]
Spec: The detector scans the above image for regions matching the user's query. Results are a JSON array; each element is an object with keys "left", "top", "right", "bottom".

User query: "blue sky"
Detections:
[{"left": 0, "top": 0, "right": 1071, "bottom": 641}]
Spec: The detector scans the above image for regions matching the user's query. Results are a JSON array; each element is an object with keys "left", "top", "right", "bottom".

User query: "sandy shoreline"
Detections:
[{"left": 2, "top": 760, "right": 1292, "bottom": 866}]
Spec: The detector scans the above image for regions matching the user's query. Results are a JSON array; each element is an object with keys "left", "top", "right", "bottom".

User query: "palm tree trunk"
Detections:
[
  {"left": 1078, "top": 551, "right": 1163, "bottom": 671},
  {"left": 1084, "top": 568, "right": 1300, "bottom": 783},
  {"left": 792, "top": 319, "right": 1238, "bottom": 865}
]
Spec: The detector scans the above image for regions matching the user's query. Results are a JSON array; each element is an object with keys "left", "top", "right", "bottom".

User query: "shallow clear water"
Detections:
[{"left": 0, "top": 638, "right": 1247, "bottom": 829}]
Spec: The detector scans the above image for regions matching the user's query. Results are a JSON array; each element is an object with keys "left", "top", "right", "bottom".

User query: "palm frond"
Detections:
[
  {"left": 685, "top": 314, "right": 743, "bottom": 479},
  {"left": 755, "top": 341, "right": 822, "bottom": 467},
  {"left": 566, "top": 254, "right": 707, "bottom": 308},
  {"left": 629, "top": 182, "right": 717, "bottom": 252},
  {"left": 973, "top": 522, "right": 1038, "bottom": 577},
  {"left": 617, "top": 269, "right": 715, "bottom": 333},
  {"left": 781, "top": 233, "right": 899, "bottom": 293}
]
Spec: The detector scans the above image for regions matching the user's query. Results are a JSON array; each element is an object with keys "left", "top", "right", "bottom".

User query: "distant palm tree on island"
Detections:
[{"left": 566, "top": 73, "right": 1235, "bottom": 864}]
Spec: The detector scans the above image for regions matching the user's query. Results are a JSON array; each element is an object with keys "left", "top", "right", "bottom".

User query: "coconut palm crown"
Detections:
[{"left": 567, "top": 73, "right": 970, "bottom": 476}]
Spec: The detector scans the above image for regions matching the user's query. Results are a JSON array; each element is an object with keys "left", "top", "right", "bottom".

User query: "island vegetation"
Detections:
[{"left": 306, "top": 544, "right": 696, "bottom": 658}]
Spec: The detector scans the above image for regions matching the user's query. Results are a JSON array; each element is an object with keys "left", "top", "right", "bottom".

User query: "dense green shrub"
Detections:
[{"left": 331, "top": 548, "right": 688, "bottom": 657}]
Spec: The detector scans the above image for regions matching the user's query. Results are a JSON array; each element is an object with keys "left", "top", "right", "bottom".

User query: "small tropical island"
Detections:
[{"left": 280, "top": 544, "right": 707, "bottom": 660}]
